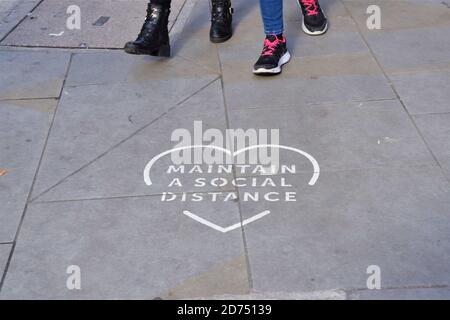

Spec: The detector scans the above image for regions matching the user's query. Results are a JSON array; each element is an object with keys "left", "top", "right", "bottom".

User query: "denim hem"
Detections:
[{"left": 264, "top": 29, "right": 284, "bottom": 35}]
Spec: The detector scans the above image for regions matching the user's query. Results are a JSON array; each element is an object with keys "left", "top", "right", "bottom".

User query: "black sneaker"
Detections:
[
  {"left": 298, "top": 0, "right": 328, "bottom": 35},
  {"left": 253, "top": 35, "right": 291, "bottom": 75}
]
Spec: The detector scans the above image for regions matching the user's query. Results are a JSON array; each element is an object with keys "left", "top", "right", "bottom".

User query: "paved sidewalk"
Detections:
[{"left": 1, "top": 0, "right": 450, "bottom": 299}]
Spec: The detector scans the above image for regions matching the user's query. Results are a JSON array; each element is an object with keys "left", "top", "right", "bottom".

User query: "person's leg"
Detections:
[
  {"left": 297, "top": 0, "right": 328, "bottom": 35},
  {"left": 151, "top": 0, "right": 171, "bottom": 5},
  {"left": 124, "top": 0, "right": 171, "bottom": 57},
  {"left": 259, "top": 0, "right": 283, "bottom": 36},
  {"left": 210, "top": 0, "right": 233, "bottom": 43},
  {"left": 253, "top": 0, "right": 290, "bottom": 75}
]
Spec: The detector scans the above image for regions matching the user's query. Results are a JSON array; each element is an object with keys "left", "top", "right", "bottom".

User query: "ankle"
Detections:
[{"left": 266, "top": 34, "right": 285, "bottom": 41}]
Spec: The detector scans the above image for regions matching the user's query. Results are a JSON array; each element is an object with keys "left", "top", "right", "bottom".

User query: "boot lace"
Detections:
[
  {"left": 211, "top": 0, "right": 230, "bottom": 22},
  {"left": 138, "top": 7, "right": 160, "bottom": 38}
]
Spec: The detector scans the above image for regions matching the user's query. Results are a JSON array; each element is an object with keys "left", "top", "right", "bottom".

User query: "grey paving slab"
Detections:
[
  {"left": 286, "top": 30, "right": 368, "bottom": 58},
  {"left": 228, "top": 100, "right": 435, "bottom": 173},
  {"left": 34, "top": 80, "right": 236, "bottom": 202},
  {"left": 207, "top": 289, "right": 347, "bottom": 300},
  {"left": 362, "top": 26, "right": 450, "bottom": 74},
  {"left": 1, "top": 0, "right": 185, "bottom": 48},
  {"left": 0, "top": 244, "right": 12, "bottom": 279},
  {"left": 0, "top": 50, "right": 70, "bottom": 99},
  {"left": 342, "top": 0, "right": 450, "bottom": 33},
  {"left": 414, "top": 113, "right": 450, "bottom": 180},
  {"left": 0, "top": 0, "right": 41, "bottom": 40},
  {"left": 221, "top": 52, "right": 394, "bottom": 109},
  {"left": 65, "top": 50, "right": 218, "bottom": 86},
  {"left": 239, "top": 166, "right": 450, "bottom": 293},
  {"left": 349, "top": 287, "right": 450, "bottom": 300},
  {"left": 171, "top": 0, "right": 221, "bottom": 73},
  {"left": 0, "top": 196, "right": 248, "bottom": 299},
  {"left": 0, "top": 99, "right": 56, "bottom": 242},
  {"left": 390, "top": 70, "right": 450, "bottom": 115},
  {"left": 30, "top": 52, "right": 218, "bottom": 201},
  {"left": 341, "top": 0, "right": 450, "bottom": 74}
]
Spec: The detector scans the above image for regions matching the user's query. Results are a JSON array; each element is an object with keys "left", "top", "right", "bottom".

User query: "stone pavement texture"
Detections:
[{"left": 0, "top": 0, "right": 449, "bottom": 299}]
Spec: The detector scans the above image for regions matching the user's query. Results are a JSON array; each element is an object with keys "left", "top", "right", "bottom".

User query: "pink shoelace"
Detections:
[
  {"left": 262, "top": 36, "right": 284, "bottom": 56},
  {"left": 299, "top": 0, "right": 319, "bottom": 16}
]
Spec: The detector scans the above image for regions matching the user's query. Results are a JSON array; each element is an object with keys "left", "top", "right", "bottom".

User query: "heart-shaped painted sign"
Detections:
[{"left": 143, "top": 144, "right": 319, "bottom": 233}]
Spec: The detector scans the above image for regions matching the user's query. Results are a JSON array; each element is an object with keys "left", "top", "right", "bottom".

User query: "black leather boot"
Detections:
[
  {"left": 210, "top": 0, "right": 233, "bottom": 43},
  {"left": 124, "top": 3, "right": 171, "bottom": 57}
]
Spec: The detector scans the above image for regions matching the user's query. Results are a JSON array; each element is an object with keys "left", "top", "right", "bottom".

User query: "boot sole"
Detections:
[
  {"left": 209, "top": 33, "right": 232, "bottom": 43},
  {"left": 124, "top": 44, "right": 171, "bottom": 57}
]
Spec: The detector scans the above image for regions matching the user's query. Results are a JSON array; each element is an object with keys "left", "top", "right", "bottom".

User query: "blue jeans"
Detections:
[{"left": 259, "top": 0, "right": 283, "bottom": 35}]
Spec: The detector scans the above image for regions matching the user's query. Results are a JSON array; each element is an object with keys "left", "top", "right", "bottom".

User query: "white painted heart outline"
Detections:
[
  {"left": 183, "top": 210, "right": 271, "bottom": 233},
  {"left": 143, "top": 144, "right": 320, "bottom": 232},
  {"left": 144, "top": 144, "right": 320, "bottom": 186}
]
